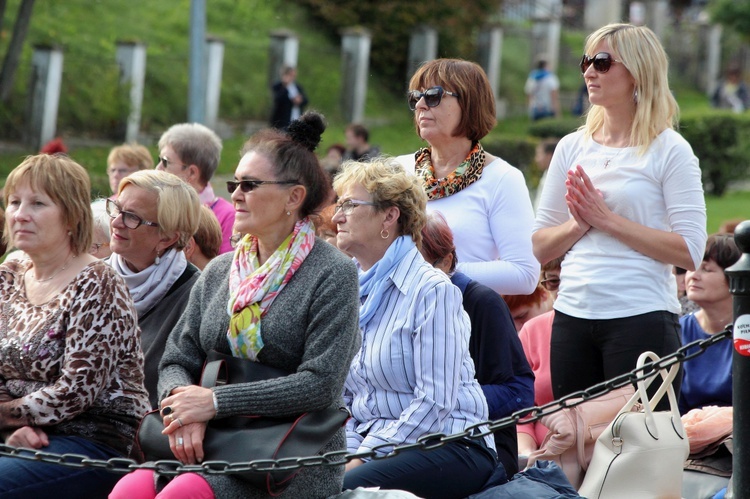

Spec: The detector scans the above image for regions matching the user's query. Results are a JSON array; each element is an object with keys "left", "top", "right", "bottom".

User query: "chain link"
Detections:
[{"left": 0, "top": 325, "right": 733, "bottom": 477}]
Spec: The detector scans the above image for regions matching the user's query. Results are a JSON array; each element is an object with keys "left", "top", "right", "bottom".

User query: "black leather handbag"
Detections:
[{"left": 136, "top": 350, "right": 350, "bottom": 494}]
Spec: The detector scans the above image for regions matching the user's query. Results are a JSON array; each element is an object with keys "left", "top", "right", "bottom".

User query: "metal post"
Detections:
[
  {"left": 727, "top": 220, "right": 750, "bottom": 498},
  {"left": 188, "top": 0, "right": 206, "bottom": 124}
]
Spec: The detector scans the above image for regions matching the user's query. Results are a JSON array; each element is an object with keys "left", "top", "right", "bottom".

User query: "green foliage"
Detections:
[
  {"left": 709, "top": 0, "right": 750, "bottom": 41},
  {"left": 296, "top": 0, "right": 500, "bottom": 93},
  {"left": 483, "top": 137, "right": 537, "bottom": 176},
  {"left": 679, "top": 111, "right": 750, "bottom": 196},
  {"left": 528, "top": 117, "right": 584, "bottom": 138}
]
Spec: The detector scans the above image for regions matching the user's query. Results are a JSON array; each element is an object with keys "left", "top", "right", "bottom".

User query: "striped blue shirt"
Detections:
[{"left": 344, "top": 247, "right": 495, "bottom": 456}]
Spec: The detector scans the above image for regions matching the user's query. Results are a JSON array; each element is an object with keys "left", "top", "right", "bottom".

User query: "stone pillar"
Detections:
[
  {"left": 531, "top": 0, "right": 562, "bottom": 72},
  {"left": 644, "top": 0, "right": 669, "bottom": 39},
  {"left": 188, "top": 0, "right": 206, "bottom": 124},
  {"left": 584, "top": 0, "right": 622, "bottom": 32},
  {"left": 268, "top": 30, "right": 299, "bottom": 88},
  {"left": 340, "top": 27, "right": 371, "bottom": 124},
  {"left": 205, "top": 37, "right": 224, "bottom": 131},
  {"left": 406, "top": 25, "right": 437, "bottom": 84},
  {"left": 477, "top": 25, "right": 503, "bottom": 117},
  {"left": 704, "top": 24, "right": 723, "bottom": 96},
  {"left": 115, "top": 41, "right": 147, "bottom": 143},
  {"left": 26, "top": 45, "right": 63, "bottom": 150}
]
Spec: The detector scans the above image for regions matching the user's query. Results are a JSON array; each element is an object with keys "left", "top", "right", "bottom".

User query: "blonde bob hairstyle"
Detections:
[
  {"left": 333, "top": 158, "right": 428, "bottom": 248},
  {"left": 107, "top": 143, "right": 154, "bottom": 170},
  {"left": 408, "top": 58, "right": 496, "bottom": 143},
  {"left": 117, "top": 170, "right": 201, "bottom": 250},
  {"left": 582, "top": 23, "right": 679, "bottom": 153},
  {"left": 4, "top": 154, "right": 92, "bottom": 255}
]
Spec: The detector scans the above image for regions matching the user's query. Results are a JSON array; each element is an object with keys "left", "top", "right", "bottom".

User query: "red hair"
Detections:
[{"left": 420, "top": 212, "right": 457, "bottom": 272}]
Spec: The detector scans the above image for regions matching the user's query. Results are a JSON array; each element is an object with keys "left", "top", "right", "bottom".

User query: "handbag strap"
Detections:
[
  {"left": 200, "top": 359, "right": 227, "bottom": 388},
  {"left": 616, "top": 351, "right": 681, "bottom": 437}
]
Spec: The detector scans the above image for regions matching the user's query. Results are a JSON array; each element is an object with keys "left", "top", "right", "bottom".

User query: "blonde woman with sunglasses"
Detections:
[
  {"left": 532, "top": 24, "right": 707, "bottom": 409},
  {"left": 397, "top": 58, "right": 539, "bottom": 295}
]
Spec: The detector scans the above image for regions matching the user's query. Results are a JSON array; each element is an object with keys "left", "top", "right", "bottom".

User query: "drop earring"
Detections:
[
  {"left": 154, "top": 251, "right": 161, "bottom": 265},
  {"left": 633, "top": 88, "right": 639, "bottom": 104}
]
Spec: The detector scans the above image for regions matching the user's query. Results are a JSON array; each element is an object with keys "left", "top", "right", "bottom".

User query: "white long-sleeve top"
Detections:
[
  {"left": 533, "top": 129, "right": 707, "bottom": 319},
  {"left": 396, "top": 154, "right": 539, "bottom": 295}
]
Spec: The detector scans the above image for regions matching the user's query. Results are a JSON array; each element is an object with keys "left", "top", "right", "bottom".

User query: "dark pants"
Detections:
[
  {"left": 551, "top": 310, "right": 682, "bottom": 412},
  {"left": 0, "top": 435, "right": 121, "bottom": 499},
  {"left": 343, "top": 438, "right": 497, "bottom": 499}
]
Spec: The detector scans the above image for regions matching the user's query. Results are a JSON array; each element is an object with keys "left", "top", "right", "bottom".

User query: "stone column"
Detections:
[
  {"left": 115, "top": 41, "right": 147, "bottom": 143},
  {"left": 644, "top": 0, "right": 669, "bottom": 39},
  {"left": 477, "top": 25, "right": 503, "bottom": 117},
  {"left": 704, "top": 24, "right": 723, "bottom": 96},
  {"left": 340, "top": 27, "right": 371, "bottom": 124},
  {"left": 406, "top": 25, "right": 437, "bottom": 84},
  {"left": 268, "top": 30, "right": 299, "bottom": 88},
  {"left": 205, "top": 36, "right": 224, "bottom": 131},
  {"left": 584, "top": 0, "right": 622, "bottom": 32},
  {"left": 26, "top": 45, "right": 63, "bottom": 150},
  {"left": 532, "top": 0, "right": 562, "bottom": 72}
]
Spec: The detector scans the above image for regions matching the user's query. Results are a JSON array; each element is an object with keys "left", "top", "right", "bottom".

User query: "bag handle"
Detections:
[
  {"left": 199, "top": 359, "right": 227, "bottom": 389},
  {"left": 615, "top": 351, "right": 680, "bottom": 438}
]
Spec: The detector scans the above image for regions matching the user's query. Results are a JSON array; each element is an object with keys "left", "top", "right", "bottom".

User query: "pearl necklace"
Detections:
[{"left": 28, "top": 255, "right": 74, "bottom": 283}]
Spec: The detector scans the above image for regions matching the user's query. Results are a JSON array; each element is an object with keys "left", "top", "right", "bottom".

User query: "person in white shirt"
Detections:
[
  {"left": 334, "top": 158, "right": 498, "bottom": 498},
  {"left": 396, "top": 58, "right": 539, "bottom": 295},
  {"left": 533, "top": 23, "right": 707, "bottom": 409},
  {"left": 524, "top": 56, "right": 561, "bottom": 121}
]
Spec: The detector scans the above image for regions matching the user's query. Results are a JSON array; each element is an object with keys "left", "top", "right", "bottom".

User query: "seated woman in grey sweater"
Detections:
[{"left": 110, "top": 112, "right": 361, "bottom": 499}]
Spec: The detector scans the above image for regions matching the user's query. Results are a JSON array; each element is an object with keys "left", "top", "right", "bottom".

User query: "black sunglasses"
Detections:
[
  {"left": 226, "top": 179, "right": 298, "bottom": 194},
  {"left": 157, "top": 156, "right": 188, "bottom": 170},
  {"left": 407, "top": 86, "right": 459, "bottom": 111},
  {"left": 580, "top": 52, "right": 623, "bottom": 75}
]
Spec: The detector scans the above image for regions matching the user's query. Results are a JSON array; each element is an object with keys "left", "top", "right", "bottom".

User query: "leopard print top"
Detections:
[{"left": 0, "top": 259, "right": 150, "bottom": 456}]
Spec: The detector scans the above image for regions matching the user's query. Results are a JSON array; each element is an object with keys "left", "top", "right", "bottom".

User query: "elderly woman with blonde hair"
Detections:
[
  {"left": 335, "top": 158, "right": 498, "bottom": 498},
  {"left": 106, "top": 169, "right": 202, "bottom": 407}
]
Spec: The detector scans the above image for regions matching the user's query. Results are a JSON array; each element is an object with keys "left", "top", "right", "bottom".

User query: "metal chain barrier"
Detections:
[{"left": 0, "top": 324, "right": 733, "bottom": 478}]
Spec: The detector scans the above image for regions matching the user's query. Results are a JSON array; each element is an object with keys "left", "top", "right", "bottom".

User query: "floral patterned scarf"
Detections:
[
  {"left": 414, "top": 141, "right": 486, "bottom": 200},
  {"left": 227, "top": 217, "right": 315, "bottom": 360}
]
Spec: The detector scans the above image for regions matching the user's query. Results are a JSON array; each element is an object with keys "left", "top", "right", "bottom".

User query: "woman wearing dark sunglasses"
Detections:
[
  {"left": 532, "top": 24, "right": 707, "bottom": 409},
  {"left": 111, "top": 112, "right": 361, "bottom": 499},
  {"left": 397, "top": 58, "right": 539, "bottom": 296}
]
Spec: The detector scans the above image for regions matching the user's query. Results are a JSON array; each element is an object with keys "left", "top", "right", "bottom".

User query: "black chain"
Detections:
[{"left": 0, "top": 325, "right": 733, "bottom": 478}]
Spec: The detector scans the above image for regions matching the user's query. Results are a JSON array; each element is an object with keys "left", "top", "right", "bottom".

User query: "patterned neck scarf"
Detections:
[
  {"left": 414, "top": 141, "right": 486, "bottom": 200},
  {"left": 226, "top": 218, "right": 315, "bottom": 360}
]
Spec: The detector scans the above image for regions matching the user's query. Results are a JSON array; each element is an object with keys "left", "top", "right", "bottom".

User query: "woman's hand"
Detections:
[
  {"left": 159, "top": 385, "right": 216, "bottom": 464},
  {"left": 6, "top": 426, "right": 49, "bottom": 448},
  {"left": 565, "top": 166, "right": 611, "bottom": 232},
  {"left": 345, "top": 458, "right": 365, "bottom": 472}
]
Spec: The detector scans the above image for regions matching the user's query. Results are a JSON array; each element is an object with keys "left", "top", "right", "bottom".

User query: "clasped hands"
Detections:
[
  {"left": 159, "top": 385, "right": 217, "bottom": 465},
  {"left": 565, "top": 165, "right": 612, "bottom": 234}
]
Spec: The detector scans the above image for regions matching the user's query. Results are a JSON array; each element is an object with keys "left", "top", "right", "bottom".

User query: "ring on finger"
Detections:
[
  {"left": 177, "top": 437, "right": 184, "bottom": 446},
  {"left": 176, "top": 417, "right": 184, "bottom": 427},
  {"left": 161, "top": 406, "right": 173, "bottom": 416},
  {"left": 165, "top": 414, "right": 173, "bottom": 423}
]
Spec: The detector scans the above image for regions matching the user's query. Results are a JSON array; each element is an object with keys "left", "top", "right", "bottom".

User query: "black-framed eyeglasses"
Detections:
[
  {"left": 226, "top": 179, "right": 298, "bottom": 194},
  {"left": 407, "top": 86, "right": 460, "bottom": 111},
  {"left": 541, "top": 276, "right": 561, "bottom": 292},
  {"left": 106, "top": 199, "right": 159, "bottom": 230},
  {"left": 157, "top": 156, "right": 188, "bottom": 170},
  {"left": 334, "top": 199, "right": 377, "bottom": 216},
  {"left": 580, "top": 52, "right": 623, "bottom": 75}
]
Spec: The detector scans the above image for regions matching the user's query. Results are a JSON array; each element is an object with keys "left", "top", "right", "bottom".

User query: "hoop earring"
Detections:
[{"left": 380, "top": 229, "right": 389, "bottom": 239}]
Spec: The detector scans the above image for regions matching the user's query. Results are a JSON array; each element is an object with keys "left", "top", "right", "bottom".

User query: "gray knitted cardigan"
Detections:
[{"left": 158, "top": 239, "right": 361, "bottom": 498}]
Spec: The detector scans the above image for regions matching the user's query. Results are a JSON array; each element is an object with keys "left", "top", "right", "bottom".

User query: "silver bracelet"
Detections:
[{"left": 212, "top": 391, "right": 219, "bottom": 415}]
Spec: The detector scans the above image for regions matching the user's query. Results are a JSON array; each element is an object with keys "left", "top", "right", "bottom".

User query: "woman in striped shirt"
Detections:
[{"left": 333, "top": 158, "right": 499, "bottom": 498}]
